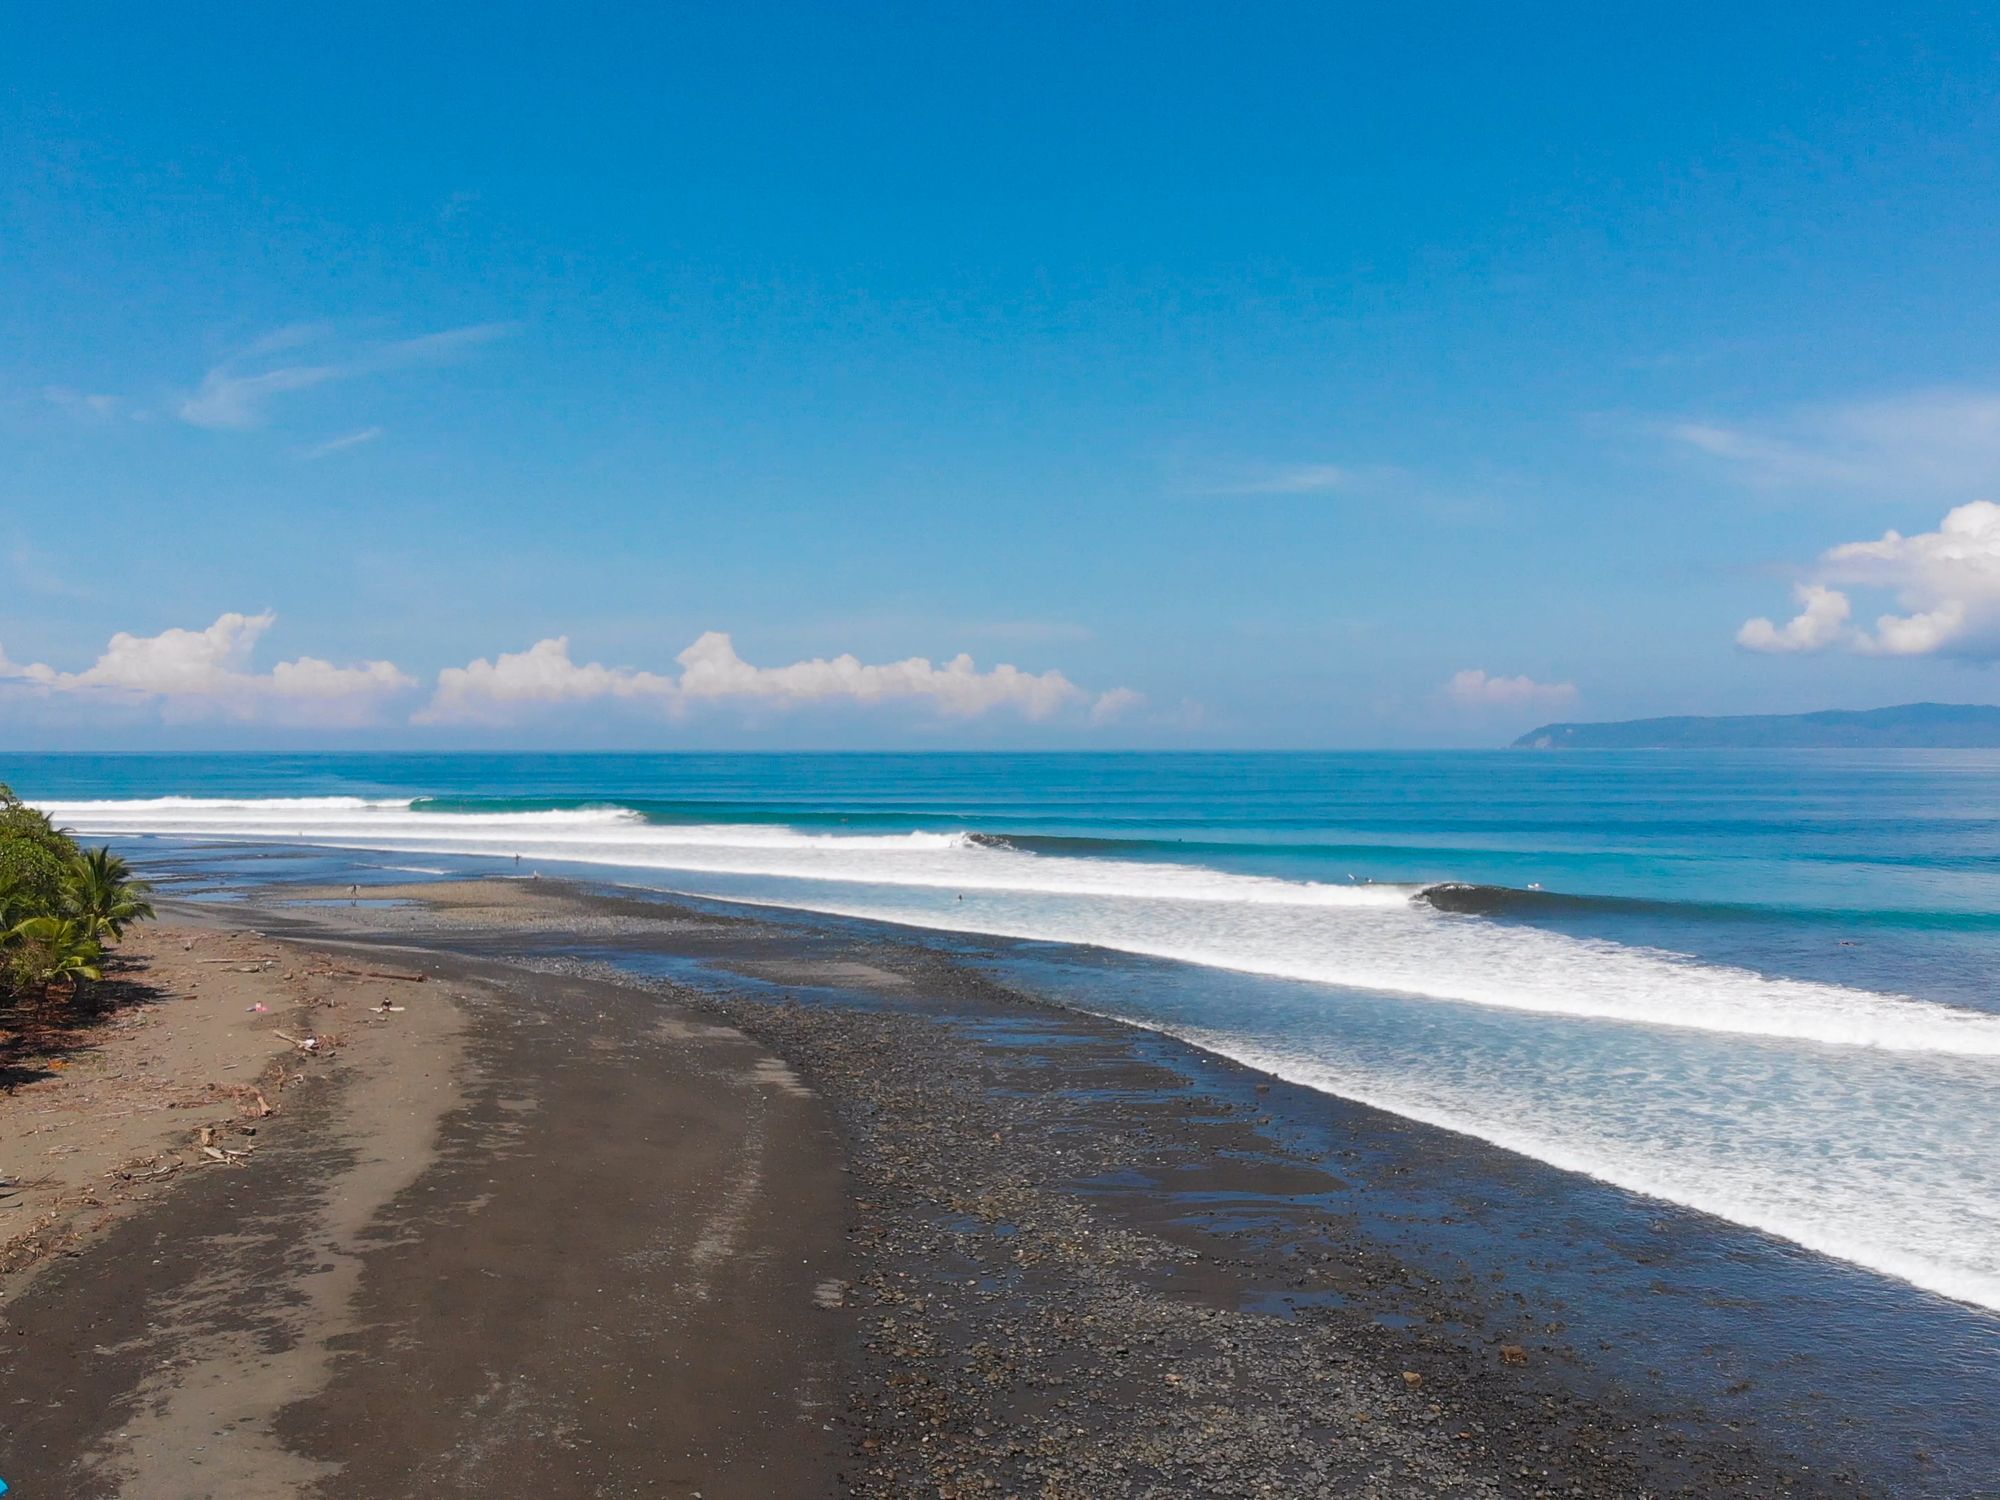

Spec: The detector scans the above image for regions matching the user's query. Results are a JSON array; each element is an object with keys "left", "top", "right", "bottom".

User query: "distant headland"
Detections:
[{"left": 1514, "top": 702, "right": 2000, "bottom": 749}]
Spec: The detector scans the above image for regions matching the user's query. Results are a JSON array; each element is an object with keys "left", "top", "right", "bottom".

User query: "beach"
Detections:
[
  {"left": 2, "top": 872, "right": 1924, "bottom": 1497},
  {"left": 21, "top": 9, "right": 2000, "bottom": 1492}
]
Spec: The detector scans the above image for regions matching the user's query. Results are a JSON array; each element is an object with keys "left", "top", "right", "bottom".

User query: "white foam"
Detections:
[
  {"left": 1179, "top": 1032, "right": 2000, "bottom": 1314},
  {"left": 46, "top": 796, "right": 2000, "bottom": 1056},
  {"left": 48, "top": 795, "right": 407, "bottom": 812},
  {"left": 52, "top": 793, "right": 2000, "bottom": 1312},
  {"left": 45, "top": 799, "right": 1413, "bottom": 906}
]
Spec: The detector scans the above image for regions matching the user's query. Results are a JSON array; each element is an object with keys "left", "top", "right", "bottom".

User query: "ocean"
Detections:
[{"left": 12, "top": 748, "right": 2000, "bottom": 1319}]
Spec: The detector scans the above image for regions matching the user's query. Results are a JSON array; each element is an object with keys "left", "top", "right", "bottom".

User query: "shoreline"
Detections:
[{"left": 6, "top": 869, "right": 1985, "bottom": 1494}]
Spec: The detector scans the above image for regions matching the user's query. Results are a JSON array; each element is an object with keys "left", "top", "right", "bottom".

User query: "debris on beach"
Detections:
[
  {"left": 194, "top": 1124, "right": 253, "bottom": 1166},
  {"left": 112, "top": 1159, "right": 182, "bottom": 1183},
  {"left": 307, "top": 965, "right": 427, "bottom": 983}
]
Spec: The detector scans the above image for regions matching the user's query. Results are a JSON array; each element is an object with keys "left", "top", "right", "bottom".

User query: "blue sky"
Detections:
[{"left": 7, "top": 2, "right": 2000, "bottom": 748}]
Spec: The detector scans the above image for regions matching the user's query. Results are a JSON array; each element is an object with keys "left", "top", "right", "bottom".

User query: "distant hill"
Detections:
[{"left": 1513, "top": 702, "right": 2000, "bottom": 750}]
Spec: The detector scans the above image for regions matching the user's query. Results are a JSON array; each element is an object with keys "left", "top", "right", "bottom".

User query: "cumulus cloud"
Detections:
[
  {"left": 420, "top": 631, "right": 1126, "bottom": 725},
  {"left": 1736, "top": 584, "right": 1853, "bottom": 653},
  {"left": 1738, "top": 501, "right": 2000, "bottom": 658},
  {"left": 1670, "top": 389, "right": 2000, "bottom": 494},
  {"left": 3, "top": 619, "right": 1135, "bottom": 731},
  {"left": 177, "top": 322, "right": 516, "bottom": 430},
  {"left": 417, "top": 637, "right": 676, "bottom": 725},
  {"left": 1446, "top": 669, "right": 1578, "bottom": 708},
  {"left": 0, "top": 612, "right": 413, "bottom": 723},
  {"left": 675, "top": 632, "right": 1085, "bottom": 717}
]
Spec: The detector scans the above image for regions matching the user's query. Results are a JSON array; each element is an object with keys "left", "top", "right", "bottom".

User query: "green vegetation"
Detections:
[{"left": 0, "top": 784, "right": 152, "bottom": 1002}]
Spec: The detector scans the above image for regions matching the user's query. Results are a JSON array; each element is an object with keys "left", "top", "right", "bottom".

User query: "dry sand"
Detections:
[{"left": 1, "top": 924, "right": 458, "bottom": 1298}]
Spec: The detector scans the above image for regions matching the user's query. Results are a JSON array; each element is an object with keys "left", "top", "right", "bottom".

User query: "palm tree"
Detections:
[
  {"left": 66, "top": 846, "right": 154, "bottom": 944},
  {"left": 3, "top": 915, "right": 104, "bottom": 997},
  {"left": 0, "top": 874, "right": 34, "bottom": 932}
]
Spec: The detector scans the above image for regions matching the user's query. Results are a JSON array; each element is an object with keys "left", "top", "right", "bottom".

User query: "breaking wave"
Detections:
[{"left": 44, "top": 795, "right": 2000, "bottom": 1057}]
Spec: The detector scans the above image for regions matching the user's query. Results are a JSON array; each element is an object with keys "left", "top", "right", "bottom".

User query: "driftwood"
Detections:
[{"left": 114, "top": 1161, "right": 183, "bottom": 1182}]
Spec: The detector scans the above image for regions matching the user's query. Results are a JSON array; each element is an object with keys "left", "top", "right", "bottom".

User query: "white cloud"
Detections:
[
  {"left": 1446, "top": 668, "right": 1578, "bottom": 708},
  {"left": 1739, "top": 500, "right": 2000, "bottom": 659},
  {"left": 420, "top": 631, "right": 1116, "bottom": 725},
  {"left": 417, "top": 637, "right": 675, "bottom": 725},
  {"left": 0, "top": 612, "right": 413, "bottom": 723},
  {"left": 180, "top": 364, "right": 341, "bottom": 429},
  {"left": 3, "top": 619, "right": 1134, "bottom": 732},
  {"left": 1736, "top": 583, "right": 1853, "bottom": 653},
  {"left": 301, "top": 426, "right": 385, "bottom": 460},
  {"left": 674, "top": 632, "right": 1084, "bottom": 718},
  {"left": 1670, "top": 389, "right": 2000, "bottom": 494},
  {"left": 1088, "top": 686, "right": 1147, "bottom": 724},
  {"left": 177, "top": 322, "right": 516, "bottom": 430},
  {"left": 1198, "top": 463, "right": 1354, "bottom": 496}
]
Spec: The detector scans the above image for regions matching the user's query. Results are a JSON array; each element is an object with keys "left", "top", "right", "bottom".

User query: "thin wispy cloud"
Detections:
[
  {"left": 1201, "top": 463, "right": 1353, "bottom": 495},
  {"left": 1669, "top": 388, "right": 2000, "bottom": 495},
  {"left": 180, "top": 363, "right": 342, "bottom": 429},
  {"left": 300, "top": 426, "right": 385, "bottom": 460},
  {"left": 176, "top": 321, "right": 518, "bottom": 430},
  {"left": 1185, "top": 462, "right": 1356, "bottom": 497},
  {"left": 238, "top": 321, "right": 338, "bottom": 359}
]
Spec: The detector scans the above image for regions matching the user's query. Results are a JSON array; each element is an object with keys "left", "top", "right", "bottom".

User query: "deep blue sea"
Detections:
[{"left": 11, "top": 749, "right": 2000, "bottom": 1319}]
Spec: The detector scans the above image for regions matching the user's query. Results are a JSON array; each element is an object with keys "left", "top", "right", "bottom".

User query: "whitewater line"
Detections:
[{"left": 44, "top": 798, "right": 2000, "bottom": 1057}]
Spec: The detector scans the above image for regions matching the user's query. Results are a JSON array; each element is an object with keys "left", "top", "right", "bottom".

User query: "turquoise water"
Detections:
[{"left": 11, "top": 750, "right": 2000, "bottom": 1313}]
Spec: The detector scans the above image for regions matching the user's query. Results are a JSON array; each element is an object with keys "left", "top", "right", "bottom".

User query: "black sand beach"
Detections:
[{"left": 4, "top": 871, "right": 1979, "bottom": 1496}]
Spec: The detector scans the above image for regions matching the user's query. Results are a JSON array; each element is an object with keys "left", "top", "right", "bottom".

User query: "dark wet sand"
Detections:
[
  {"left": 0, "top": 922, "right": 850, "bottom": 1498},
  {"left": 0, "top": 873, "right": 1942, "bottom": 1497}
]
